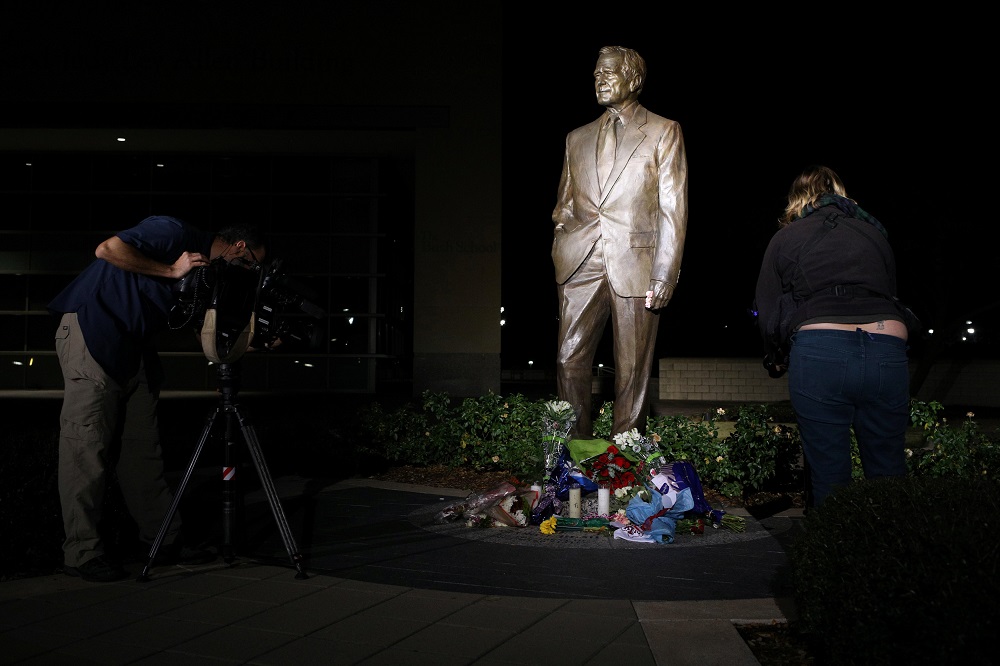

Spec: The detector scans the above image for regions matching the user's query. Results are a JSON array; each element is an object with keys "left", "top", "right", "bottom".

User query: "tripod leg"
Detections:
[
  {"left": 234, "top": 406, "right": 308, "bottom": 579},
  {"left": 138, "top": 409, "right": 218, "bottom": 582},
  {"left": 221, "top": 410, "right": 242, "bottom": 564}
]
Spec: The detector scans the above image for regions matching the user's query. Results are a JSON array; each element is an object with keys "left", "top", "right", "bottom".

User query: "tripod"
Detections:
[{"left": 138, "top": 362, "right": 308, "bottom": 581}]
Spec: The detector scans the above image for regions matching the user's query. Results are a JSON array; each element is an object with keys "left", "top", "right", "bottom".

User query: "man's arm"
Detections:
[
  {"left": 648, "top": 119, "right": 688, "bottom": 311},
  {"left": 95, "top": 236, "right": 209, "bottom": 279}
]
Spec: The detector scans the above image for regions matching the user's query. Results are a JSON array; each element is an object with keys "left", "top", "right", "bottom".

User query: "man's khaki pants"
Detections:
[{"left": 55, "top": 313, "right": 180, "bottom": 567}]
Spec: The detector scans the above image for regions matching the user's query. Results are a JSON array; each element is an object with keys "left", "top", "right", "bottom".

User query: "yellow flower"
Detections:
[
  {"left": 967, "top": 412, "right": 975, "bottom": 418},
  {"left": 540, "top": 516, "right": 557, "bottom": 535},
  {"left": 716, "top": 408, "right": 726, "bottom": 416},
  {"left": 651, "top": 432, "right": 662, "bottom": 442},
  {"left": 716, "top": 456, "right": 724, "bottom": 463}
]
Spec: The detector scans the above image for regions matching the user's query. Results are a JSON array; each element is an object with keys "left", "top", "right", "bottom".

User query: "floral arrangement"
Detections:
[
  {"left": 613, "top": 428, "right": 668, "bottom": 472},
  {"left": 539, "top": 400, "right": 577, "bottom": 482},
  {"left": 464, "top": 492, "right": 529, "bottom": 528},
  {"left": 586, "top": 443, "right": 637, "bottom": 490}
]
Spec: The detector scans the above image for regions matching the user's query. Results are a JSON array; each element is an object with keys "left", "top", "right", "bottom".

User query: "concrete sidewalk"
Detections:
[{"left": 0, "top": 477, "right": 802, "bottom": 665}]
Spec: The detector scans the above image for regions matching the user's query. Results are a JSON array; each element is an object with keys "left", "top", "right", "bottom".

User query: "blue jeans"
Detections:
[{"left": 788, "top": 328, "right": 910, "bottom": 508}]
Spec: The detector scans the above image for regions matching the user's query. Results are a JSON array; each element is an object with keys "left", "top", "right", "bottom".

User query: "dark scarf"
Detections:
[{"left": 801, "top": 194, "right": 888, "bottom": 239}]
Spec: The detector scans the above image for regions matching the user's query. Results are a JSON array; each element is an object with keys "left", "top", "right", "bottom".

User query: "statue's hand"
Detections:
[{"left": 645, "top": 280, "right": 673, "bottom": 311}]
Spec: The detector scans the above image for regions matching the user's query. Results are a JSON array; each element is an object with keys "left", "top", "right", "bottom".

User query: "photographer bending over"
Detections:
[{"left": 48, "top": 215, "right": 266, "bottom": 582}]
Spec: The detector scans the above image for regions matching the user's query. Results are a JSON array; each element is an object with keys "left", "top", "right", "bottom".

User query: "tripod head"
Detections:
[{"left": 214, "top": 362, "right": 243, "bottom": 406}]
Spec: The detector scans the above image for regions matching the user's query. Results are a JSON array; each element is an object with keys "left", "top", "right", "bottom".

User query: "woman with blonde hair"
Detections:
[{"left": 754, "top": 165, "right": 915, "bottom": 508}]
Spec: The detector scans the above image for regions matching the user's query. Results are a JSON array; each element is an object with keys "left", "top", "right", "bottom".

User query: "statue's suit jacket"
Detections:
[{"left": 552, "top": 104, "right": 688, "bottom": 297}]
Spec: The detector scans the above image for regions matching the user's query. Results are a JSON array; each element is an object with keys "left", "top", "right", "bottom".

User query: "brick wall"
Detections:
[{"left": 658, "top": 357, "right": 1000, "bottom": 408}]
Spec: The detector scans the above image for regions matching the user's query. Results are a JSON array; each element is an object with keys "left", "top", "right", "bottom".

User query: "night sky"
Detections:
[
  {"left": 2, "top": 7, "right": 991, "bottom": 372},
  {"left": 500, "top": 15, "right": 992, "bottom": 370}
]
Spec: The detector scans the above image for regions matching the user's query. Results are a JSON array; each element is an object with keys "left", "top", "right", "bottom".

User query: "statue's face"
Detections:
[{"left": 594, "top": 53, "right": 629, "bottom": 109}]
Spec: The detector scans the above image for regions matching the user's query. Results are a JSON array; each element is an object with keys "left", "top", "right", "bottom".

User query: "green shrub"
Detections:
[
  {"left": 454, "top": 392, "right": 544, "bottom": 478},
  {"left": 907, "top": 400, "right": 1000, "bottom": 480},
  {"left": 357, "top": 390, "right": 548, "bottom": 480},
  {"left": 790, "top": 475, "right": 999, "bottom": 664}
]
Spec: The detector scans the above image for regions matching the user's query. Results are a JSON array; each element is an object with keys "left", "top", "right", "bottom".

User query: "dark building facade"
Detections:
[{"left": 0, "top": 5, "right": 502, "bottom": 398}]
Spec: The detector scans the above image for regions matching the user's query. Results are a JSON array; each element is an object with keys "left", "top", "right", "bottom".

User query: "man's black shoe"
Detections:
[
  {"left": 141, "top": 543, "right": 217, "bottom": 566},
  {"left": 64, "top": 555, "right": 129, "bottom": 583}
]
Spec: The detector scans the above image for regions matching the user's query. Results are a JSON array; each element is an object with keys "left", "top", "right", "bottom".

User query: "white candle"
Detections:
[
  {"left": 598, "top": 487, "right": 610, "bottom": 516},
  {"left": 530, "top": 484, "right": 542, "bottom": 509},
  {"left": 568, "top": 484, "right": 581, "bottom": 519}
]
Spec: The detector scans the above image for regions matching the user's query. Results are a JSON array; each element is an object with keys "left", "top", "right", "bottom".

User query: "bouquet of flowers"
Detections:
[
  {"left": 539, "top": 400, "right": 577, "bottom": 482},
  {"left": 585, "top": 443, "right": 637, "bottom": 490},
  {"left": 613, "top": 428, "right": 668, "bottom": 475}
]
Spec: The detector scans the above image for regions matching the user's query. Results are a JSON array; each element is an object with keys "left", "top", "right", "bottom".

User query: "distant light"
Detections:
[
  {"left": 500, "top": 319, "right": 506, "bottom": 326},
  {"left": 156, "top": 163, "right": 164, "bottom": 168},
  {"left": 928, "top": 328, "right": 935, "bottom": 335},
  {"left": 968, "top": 328, "right": 976, "bottom": 335},
  {"left": 966, "top": 320, "right": 972, "bottom": 325},
  {"left": 116, "top": 137, "right": 126, "bottom": 142},
  {"left": 12, "top": 361, "right": 23, "bottom": 367},
  {"left": 500, "top": 306, "right": 505, "bottom": 314},
  {"left": 528, "top": 360, "right": 534, "bottom": 366},
  {"left": 348, "top": 317, "right": 354, "bottom": 325}
]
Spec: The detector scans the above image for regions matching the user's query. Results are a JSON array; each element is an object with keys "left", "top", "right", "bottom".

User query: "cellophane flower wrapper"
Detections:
[
  {"left": 551, "top": 448, "right": 598, "bottom": 500},
  {"left": 434, "top": 481, "right": 518, "bottom": 524},
  {"left": 486, "top": 491, "right": 532, "bottom": 527},
  {"left": 540, "top": 400, "right": 577, "bottom": 482},
  {"left": 625, "top": 485, "right": 694, "bottom": 543}
]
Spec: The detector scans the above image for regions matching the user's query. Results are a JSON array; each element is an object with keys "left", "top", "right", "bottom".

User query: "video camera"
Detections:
[{"left": 171, "top": 257, "right": 324, "bottom": 363}]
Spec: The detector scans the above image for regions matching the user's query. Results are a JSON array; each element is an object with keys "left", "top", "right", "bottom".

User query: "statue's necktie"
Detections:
[{"left": 597, "top": 114, "right": 619, "bottom": 188}]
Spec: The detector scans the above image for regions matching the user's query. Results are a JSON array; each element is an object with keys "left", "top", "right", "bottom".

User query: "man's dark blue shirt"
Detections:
[{"left": 48, "top": 215, "right": 214, "bottom": 388}]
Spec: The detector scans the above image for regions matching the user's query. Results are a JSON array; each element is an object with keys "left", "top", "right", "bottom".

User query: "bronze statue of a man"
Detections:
[{"left": 551, "top": 45, "right": 689, "bottom": 438}]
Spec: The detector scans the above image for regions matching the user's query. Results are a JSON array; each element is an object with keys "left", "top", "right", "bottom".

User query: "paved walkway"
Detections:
[{"left": 0, "top": 475, "right": 803, "bottom": 665}]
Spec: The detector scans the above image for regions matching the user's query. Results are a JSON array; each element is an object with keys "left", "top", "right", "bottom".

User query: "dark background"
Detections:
[
  {"left": 500, "top": 15, "right": 993, "bottom": 372},
  {"left": 2, "top": 7, "right": 993, "bottom": 380}
]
